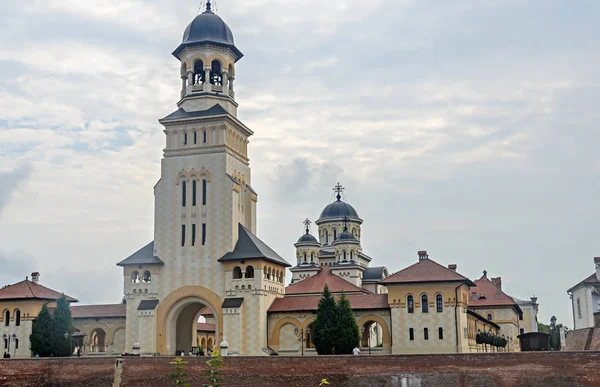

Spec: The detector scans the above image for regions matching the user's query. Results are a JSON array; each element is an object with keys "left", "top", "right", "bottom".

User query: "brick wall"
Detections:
[{"left": 2, "top": 352, "right": 600, "bottom": 387}]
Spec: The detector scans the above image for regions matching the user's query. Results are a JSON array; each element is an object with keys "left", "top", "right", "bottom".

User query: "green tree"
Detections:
[
  {"left": 169, "top": 357, "right": 190, "bottom": 387},
  {"left": 204, "top": 350, "right": 223, "bottom": 387},
  {"left": 313, "top": 284, "right": 338, "bottom": 354},
  {"left": 52, "top": 294, "right": 75, "bottom": 357},
  {"left": 537, "top": 322, "right": 550, "bottom": 334},
  {"left": 334, "top": 293, "right": 360, "bottom": 354},
  {"left": 29, "top": 304, "right": 54, "bottom": 357}
]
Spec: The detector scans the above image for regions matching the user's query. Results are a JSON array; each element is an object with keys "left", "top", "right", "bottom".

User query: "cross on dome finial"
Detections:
[
  {"left": 205, "top": 0, "right": 212, "bottom": 13},
  {"left": 333, "top": 182, "right": 344, "bottom": 201},
  {"left": 342, "top": 215, "right": 349, "bottom": 231},
  {"left": 303, "top": 218, "right": 311, "bottom": 234}
]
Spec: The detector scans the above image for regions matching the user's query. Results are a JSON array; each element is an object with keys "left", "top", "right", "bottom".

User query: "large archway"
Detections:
[
  {"left": 90, "top": 328, "right": 106, "bottom": 353},
  {"left": 157, "top": 286, "right": 223, "bottom": 356}
]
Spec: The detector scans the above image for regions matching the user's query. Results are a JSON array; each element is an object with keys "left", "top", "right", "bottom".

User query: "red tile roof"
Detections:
[
  {"left": 381, "top": 258, "right": 474, "bottom": 285},
  {"left": 69, "top": 304, "right": 126, "bottom": 319},
  {"left": 285, "top": 266, "right": 370, "bottom": 295},
  {"left": 197, "top": 322, "right": 216, "bottom": 332},
  {"left": 268, "top": 293, "right": 389, "bottom": 313},
  {"left": 568, "top": 273, "right": 600, "bottom": 292},
  {"left": 468, "top": 275, "right": 519, "bottom": 309},
  {"left": 0, "top": 280, "right": 77, "bottom": 302}
]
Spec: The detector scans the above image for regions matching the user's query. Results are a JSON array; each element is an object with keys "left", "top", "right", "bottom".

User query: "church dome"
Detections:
[
  {"left": 318, "top": 198, "right": 360, "bottom": 222},
  {"left": 333, "top": 228, "right": 359, "bottom": 244},
  {"left": 172, "top": 3, "right": 243, "bottom": 59},
  {"left": 297, "top": 232, "right": 319, "bottom": 244}
]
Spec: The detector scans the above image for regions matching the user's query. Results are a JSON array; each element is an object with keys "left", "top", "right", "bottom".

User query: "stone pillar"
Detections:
[
  {"left": 186, "top": 70, "right": 194, "bottom": 94},
  {"left": 229, "top": 76, "right": 234, "bottom": 91},
  {"left": 181, "top": 76, "right": 187, "bottom": 98},
  {"left": 559, "top": 326, "right": 567, "bottom": 351},
  {"left": 204, "top": 67, "right": 211, "bottom": 92},
  {"left": 221, "top": 70, "right": 229, "bottom": 95}
]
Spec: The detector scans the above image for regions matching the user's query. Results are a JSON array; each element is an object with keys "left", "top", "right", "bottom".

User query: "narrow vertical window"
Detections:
[
  {"left": 194, "top": 131, "right": 197, "bottom": 144},
  {"left": 436, "top": 294, "right": 443, "bottom": 313},
  {"left": 192, "top": 224, "right": 196, "bottom": 246},
  {"left": 15, "top": 310, "right": 20, "bottom": 326},
  {"left": 325, "top": 230, "right": 329, "bottom": 244},
  {"left": 577, "top": 298, "right": 582, "bottom": 318},
  {"left": 202, "top": 179, "right": 207, "bottom": 205},
  {"left": 304, "top": 253, "right": 307, "bottom": 263},
  {"left": 409, "top": 328, "right": 414, "bottom": 341},
  {"left": 311, "top": 253, "right": 314, "bottom": 262},
  {"left": 350, "top": 251, "right": 354, "bottom": 260},
  {"left": 422, "top": 295, "right": 429, "bottom": 313},
  {"left": 3, "top": 310, "right": 8, "bottom": 327},
  {"left": 203, "top": 130, "right": 207, "bottom": 144},
  {"left": 343, "top": 251, "right": 346, "bottom": 261},
  {"left": 221, "top": 128, "right": 226, "bottom": 144},
  {"left": 183, "top": 132, "right": 188, "bottom": 145},
  {"left": 181, "top": 225, "right": 186, "bottom": 247},
  {"left": 3, "top": 338, "right": 7, "bottom": 349},
  {"left": 407, "top": 295, "right": 414, "bottom": 314},
  {"left": 202, "top": 223, "right": 206, "bottom": 246},
  {"left": 15, "top": 339, "right": 18, "bottom": 349},
  {"left": 192, "top": 180, "right": 197, "bottom": 206},
  {"left": 424, "top": 328, "right": 429, "bottom": 340},
  {"left": 182, "top": 181, "right": 187, "bottom": 207},
  {"left": 333, "top": 229, "right": 337, "bottom": 240},
  {"left": 438, "top": 327, "right": 443, "bottom": 340}
]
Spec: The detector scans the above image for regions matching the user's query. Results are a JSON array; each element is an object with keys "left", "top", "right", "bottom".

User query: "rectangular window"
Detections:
[
  {"left": 203, "top": 131, "right": 207, "bottom": 144},
  {"left": 438, "top": 327, "right": 443, "bottom": 340},
  {"left": 192, "top": 180, "right": 197, "bottom": 206},
  {"left": 182, "top": 181, "right": 186, "bottom": 207},
  {"left": 409, "top": 328, "right": 414, "bottom": 341},
  {"left": 192, "top": 224, "right": 196, "bottom": 246},
  {"left": 202, "top": 179, "right": 207, "bottom": 205},
  {"left": 15, "top": 339, "right": 18, "bottom": 349},
  {"left": 3, "top": 339, "right": 7, "bottom": 349},
  {"left": 194, "top": 132, "right": 197, "bottom": 144},
  {"left": 181, "top": 225, "right": 186, "bottom": 247},
  {"left": 183, "top": 132, "right": 188, "bottom": 145},
  {"left": 519, "top": 313, "right": 523, "bottom": 321},
  {"left": 424, "top": 328, "right": 429, "bottom": 340},
  {"left": 202, "top": 223, "right": 206, "bottom": 246}
]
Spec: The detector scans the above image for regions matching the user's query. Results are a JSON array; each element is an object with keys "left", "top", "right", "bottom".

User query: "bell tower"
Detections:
[{"left": 119, "top": 1, "right": 289, "bottom": 357}]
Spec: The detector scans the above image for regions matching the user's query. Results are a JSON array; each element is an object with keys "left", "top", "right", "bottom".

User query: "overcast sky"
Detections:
[{"left": 0, "top": 0, "right": 598, "bottom": 327}]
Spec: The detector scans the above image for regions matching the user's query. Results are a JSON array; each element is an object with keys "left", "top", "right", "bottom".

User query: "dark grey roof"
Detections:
[
  {"left": 319, "top": 249, "right": 335, "bottom": 256},
  {"left": 296, "top": 232, "right": 319, "bottom": 244},
  {"left": 222, "top": 298, "right": 244, "bottom": 308},
  {"left": 246, "top": 184, "right": 257, "bottom": 195},
  {"left": 318, "top": 198, "right": 360, "bottom": 222},
  {"left": 290, "top": 263, "right": 320, "bottom": 270},
  {"left": 333, "top": 229, "right": 359, "bottom": 244},
  {"left": 363, "top": 267, "right": 388, "bottom": 282},
  {"left": 160, "top": 104, "right": 228, "bottom": 122},
  {"left": 218, "top": 224, "right": 291, "bottom": 267},
  {"left": 117, "top": 242, "right": 164, "bottom": 267},
  {"left": 227, "top": 173, "right": 240, "bottom": 184},
  {"left": 173, "top": 6, "right": 243, "bottom": 60},
  {"left": 138, "top": 300, "right": 160, "bottom": 311}
]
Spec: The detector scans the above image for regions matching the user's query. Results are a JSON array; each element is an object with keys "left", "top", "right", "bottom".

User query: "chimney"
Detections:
[
  {"left": 31, "top": 272, "right": 40, "bottom": 285},
  {"left": 448, "top": 264, "right": 457, "bottom": 272},
  {"left": 595, "top": 257, "right": 600, "bottom": 281},
  {"left": 492, "top": 277, "right": 502, "bottom": 297},
  {"left": 418, "top": 251, "right": 429, "bottom": 261}
]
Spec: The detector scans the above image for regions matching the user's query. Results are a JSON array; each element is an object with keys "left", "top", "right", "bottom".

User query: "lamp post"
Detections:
[
  {"left": 294, "top": 327, "right": 310, "bottom": 356},
  {"left": 2, "top": 333, "right": 17, "bottom": 357}
]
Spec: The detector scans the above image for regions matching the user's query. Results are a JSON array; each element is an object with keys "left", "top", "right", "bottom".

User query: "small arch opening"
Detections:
[
  {"left": 245, "top": 266, "right": 255, "bottom": 279},
  {"left": 131, "top": 271, "right": 139, "bottom": 284},
  {"left": 232, "top": 266, "right": 242, "bottom": 279},
  {"left": 143, "top": 271, "right": 151, "bottom": 283},
  {"left": 210, "top": 60, "right": 222, "bottom": 85},
  {"left": 193, "top": 60, "right": 205, "bottom": 85}
]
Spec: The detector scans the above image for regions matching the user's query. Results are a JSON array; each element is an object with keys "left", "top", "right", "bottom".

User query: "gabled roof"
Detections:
[
  {"left": 218, "top": 224, "right": 291, "bottom": 267},
  {"left": 68, "top": 304, "right": 126, "bottom": 319},
  {"left": 117, "top": 242, "right": 164, "bottom": 267},
  {"left": 159, "top": 104, "right": 228, "bottom": 122},
  {"left": 269, "top": 294, "right": 388, "bottom": 313},
  {"left": 0, "top": 280, "right": 77, "bottom": 302},
  {"left": 381, "top": 258, "right": 475, "bottom": 286},
  {"left": 285, "top": 266, "right": 370, "bottom": 295},
  {"left": 568, "top": 273, "right": 600, "bottom": 292},
  {"left": 468, "top": 275, "right": 521, "bottom": 311}
]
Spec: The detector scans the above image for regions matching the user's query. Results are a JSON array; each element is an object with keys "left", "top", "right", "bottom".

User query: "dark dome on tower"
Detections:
[
  {"left": 318, "top": 198, "right": 360, "bottom": 221},
  {"left": 296, "top": 233, "right": 319, "bottom": 244},
  {"left": 172, "top": 3, "right": 243, "bottom": 60}
]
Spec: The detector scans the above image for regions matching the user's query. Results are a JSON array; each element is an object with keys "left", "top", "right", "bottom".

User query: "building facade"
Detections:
[{"left": 568, "top": 257, "right": 600, "bottom": 330}]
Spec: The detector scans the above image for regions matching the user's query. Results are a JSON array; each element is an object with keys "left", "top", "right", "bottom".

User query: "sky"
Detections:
[{"left": 0, "top": 0, "right": 598, "bottom": 327}]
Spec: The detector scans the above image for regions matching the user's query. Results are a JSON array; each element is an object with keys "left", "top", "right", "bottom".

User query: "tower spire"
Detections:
[
  {"left": 205, "top": 0, "right": 212, "bottom": 13},
  {"left": 333, "top": 182, "right": 344, "bottom": 201},
  {"left": 303, "top": 218, "right": 311, "bottom": 234}
]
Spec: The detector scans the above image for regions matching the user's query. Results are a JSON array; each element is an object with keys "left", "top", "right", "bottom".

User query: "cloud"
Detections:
[
  {"left": 0, "top": 250, "right": 36, "bottom": 287},
  {"left": 0, "top": 165, "right": 32, "bottom": 218}
]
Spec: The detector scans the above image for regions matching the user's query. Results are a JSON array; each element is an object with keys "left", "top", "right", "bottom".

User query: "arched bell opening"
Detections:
[
  {"left": 210, "top": 60, "right": 222, "bottom": 86},
  {"left": 193, "top": 60, "right": 205, "bottom": 85}
]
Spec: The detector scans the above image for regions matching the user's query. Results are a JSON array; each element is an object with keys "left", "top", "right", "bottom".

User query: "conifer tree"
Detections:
[
  {"left": 334, "top": 293, "right": 360, "bottom": 354},
  {"left": 312, "top": 284, "right": 338, "bottom": 354},
  {"left": 30, "top": 304, "right": 54, "bottom": 357},
  {"left": 52, "top": 294, "right": 75, "bottom": 357}
]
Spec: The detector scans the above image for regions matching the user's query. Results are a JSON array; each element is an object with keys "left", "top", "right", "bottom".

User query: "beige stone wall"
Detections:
[
  {"left": 73, "top": 317, "right": 126, "bottom": 356},
  {"left": 469, "top": 306, "right": 520, "bottom": 351}
]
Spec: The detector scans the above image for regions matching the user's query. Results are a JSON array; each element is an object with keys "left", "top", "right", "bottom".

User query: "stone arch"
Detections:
[
  {"left": 207, "top": 337, "right": 214, "bottom": 350},
  {"left": 156, "top": 285, "right": 223, "bottom": 356},
  {"left": 269, "top": 317, "right": 302, "bottom": 347},
  {"left": 356, "top": 315, "right": 392, "bottom": 345}
]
